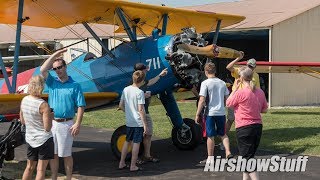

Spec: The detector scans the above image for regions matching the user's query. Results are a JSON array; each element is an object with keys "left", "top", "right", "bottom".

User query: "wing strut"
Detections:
[
  {"left": 8, "top": 0, "right": 25, "bottom": 93},
  {"left": 82, "top": 22, "right": 115, "bottom": 59},
  {"left": 0, "top": 53, "right": 13, "bottom": 92},
  {"left": 115, "top": 8, "right": 137, "bottom": 42},
  {"left": 161, "top": 14, "right": 168, "bottom": 35},
  {"left": 212, "top": 20, "right": 221, "bottom": 44}
]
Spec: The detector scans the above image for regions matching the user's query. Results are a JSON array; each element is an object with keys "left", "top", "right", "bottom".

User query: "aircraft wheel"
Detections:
[
  {"left": 110, "top": 125, "right": 144, "bottom": 160},
  {"left": 171, "top": 118, "right": 202, "bottom": 150}
]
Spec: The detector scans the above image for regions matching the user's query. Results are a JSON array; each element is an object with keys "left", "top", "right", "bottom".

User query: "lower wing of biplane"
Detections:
[
  {"left": 236, "top": 61, "right": 320, "bottom": 79},
  {"left": 0, "top": 92, "right": 118, "bottom": 122}
]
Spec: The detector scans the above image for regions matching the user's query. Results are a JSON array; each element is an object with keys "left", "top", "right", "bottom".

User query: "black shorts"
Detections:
[
  {"left": 27, "top": 137, "right": 54, "bottom": 161},
  {"left": 236, "top": 124, "right": 262, "bottom": 159}
]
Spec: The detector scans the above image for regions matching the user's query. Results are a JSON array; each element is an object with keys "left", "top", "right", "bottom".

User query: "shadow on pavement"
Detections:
[{"left": 1, "top": 123, "right": 320, "bottom": 179}]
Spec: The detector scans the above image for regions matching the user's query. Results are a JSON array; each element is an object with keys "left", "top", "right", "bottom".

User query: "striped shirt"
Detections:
[{"left": 21, "top": 96, "right": 52, "bottom": 148}]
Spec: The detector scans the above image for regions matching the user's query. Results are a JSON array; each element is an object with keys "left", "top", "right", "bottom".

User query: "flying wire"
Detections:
[{"left": 33, "top": 1, "right": 132, "bottom": 79}]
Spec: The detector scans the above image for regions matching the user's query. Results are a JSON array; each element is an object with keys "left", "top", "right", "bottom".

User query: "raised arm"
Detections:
[
  {"left": 40, "top": 49, "right": 67, "bottom": 79},
  {"left": 226, "top": 51, "right": 244, "bottom": 73},
  {"left": 147, "top": 68, "right": 168, "bottom": 86}
]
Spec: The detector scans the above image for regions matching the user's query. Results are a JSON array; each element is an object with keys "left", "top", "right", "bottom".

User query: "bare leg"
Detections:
[
  {"left": 49, "top": 154, "right": 59, "bottom": 180},
  {"left": 130, "top": 142, "right": 140, "bottom": 171},
  {"left": 249, "top": 171, "right": 259, "bottom": 180},
  {"left": 22, "top": 160, "right": 37, "bottom": 180},
  {"left": 221, "top": 134, "right": 232, "bottom": 157},
  {"left": 35, "top": 160, "right": 49, "bottom": 180},
  {"left": 225, "top": 120, "right": 233, "bottom": 135},
  {"left": 225, "top": 107, "right": 234, "bottom": 135},
  {"left": 143, "top": 135, "right": 152, "bottom": 158},
  {"left": 64, "top": 156, "right": 73, "bottom": 180},
  {"left": 243, "top": 172, "right": 250, "bottom": 180},
  {"left": 119, "top": 141, "right": 130, "bottom": 168},
  {"left": 207, "top": 136, "right": 215, "bottom": 156}
]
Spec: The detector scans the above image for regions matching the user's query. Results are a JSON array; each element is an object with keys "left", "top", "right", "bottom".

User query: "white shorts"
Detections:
[{"left": 52, "top": 120, "right": 74, "bottom": 157}]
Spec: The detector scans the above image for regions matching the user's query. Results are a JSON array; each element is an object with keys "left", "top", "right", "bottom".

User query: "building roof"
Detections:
[
  {"left": 0, "top": 24, "right": 117, "bottom": 44},
  {"left": 1, "top": 0, "right": 320, "bottom": 43},
  {"left": 185, "top": 0, "right": 320, "bottom": 30}
]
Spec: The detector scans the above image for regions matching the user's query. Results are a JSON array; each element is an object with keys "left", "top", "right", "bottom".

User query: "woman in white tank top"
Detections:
[{"left": 20, "top": 75, "right": 53, "bottom": 180}]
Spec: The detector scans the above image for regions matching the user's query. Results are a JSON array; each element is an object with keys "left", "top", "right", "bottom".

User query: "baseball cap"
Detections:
[
  {"left": 247, "top": 58, "right": 256, "bottom": 68},
  {"left": 134, "top": 63, "right": 148, "bottom": 71}
]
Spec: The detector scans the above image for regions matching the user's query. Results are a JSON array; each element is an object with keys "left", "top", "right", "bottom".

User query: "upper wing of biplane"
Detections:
[
  {"left": 0, "top": 0, "right": 245, "bottom": 35},
  {"left": 237, "top": 61, "right": 320, "bottom": 79}
]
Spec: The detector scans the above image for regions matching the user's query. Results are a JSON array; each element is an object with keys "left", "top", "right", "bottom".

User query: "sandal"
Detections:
[
  {"left": 130, "top": 167, "right": 143, "bottom": 172},
  {"left": 118, "top": 164, "right": 129, "bottom": 170},
  {"left": 143, "top": 156, "right": 160, "bottom": 163},
  {"left": 136, "top": 158, "right": 146, "bottom": 165},
  {"left": 226, "top": 154, "right": 234, "bottom": 159}
]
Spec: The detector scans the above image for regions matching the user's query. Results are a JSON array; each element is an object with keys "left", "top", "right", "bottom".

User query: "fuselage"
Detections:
[{"left": 0, "top": 35, "right": 179, "bottom": 99}]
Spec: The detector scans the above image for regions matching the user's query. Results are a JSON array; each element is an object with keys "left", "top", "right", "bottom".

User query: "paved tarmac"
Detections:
[{"left": 1, "top": 122, "right": 320, "bottom": 179}]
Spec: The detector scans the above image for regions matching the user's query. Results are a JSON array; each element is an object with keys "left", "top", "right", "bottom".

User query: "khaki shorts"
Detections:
[
  {"left": 52, "top": 120, "right": 74, "bottom": 157},
  {"left": 145, "top": 114, "right": 153, "bottom": 136},
  {"left": 227, "top": 107, "right": 235, "bottom": 122}
]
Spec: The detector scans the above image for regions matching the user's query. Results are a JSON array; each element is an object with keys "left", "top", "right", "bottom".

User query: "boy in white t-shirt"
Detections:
[
  {"left": 195, "top": 62, "right": 233, "bottom": 163},
  {"left": 118, "top": 70, "right": 148, "bottom": 172}
]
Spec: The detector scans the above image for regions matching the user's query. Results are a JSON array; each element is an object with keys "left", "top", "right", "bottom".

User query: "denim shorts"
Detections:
[
  {"left": 126, "top": 126, "right": 144, "bottom": 143},
  {"left": 206, "top": 115, "right": 226, "bottom": 137}
]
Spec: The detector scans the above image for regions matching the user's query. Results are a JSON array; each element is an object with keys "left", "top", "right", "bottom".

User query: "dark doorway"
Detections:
[{"left": 204, "top": 29, "right": 269, "bottom": 99}]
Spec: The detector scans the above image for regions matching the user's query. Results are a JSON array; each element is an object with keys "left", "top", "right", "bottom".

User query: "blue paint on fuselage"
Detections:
[
  {"left": 0, "top": 35, "right": 183, "bottom": 126},
  {"left": 57, "top": 35, "right": 179, "bottom": 98}
]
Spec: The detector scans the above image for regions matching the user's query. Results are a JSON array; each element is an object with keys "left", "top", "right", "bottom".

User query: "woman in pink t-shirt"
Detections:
[{"left": 226, "top": 67, "right": 268, "bottom": 180}]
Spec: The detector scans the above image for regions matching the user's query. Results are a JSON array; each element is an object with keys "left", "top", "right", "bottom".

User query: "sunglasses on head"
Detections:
[{"left": 52, "top": 65, "right": 65, "bottom": 71}]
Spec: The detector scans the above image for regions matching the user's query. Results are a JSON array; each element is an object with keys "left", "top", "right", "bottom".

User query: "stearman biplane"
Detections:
[{"left": 0, "top": 0, "right": 246, "bottom": 158}]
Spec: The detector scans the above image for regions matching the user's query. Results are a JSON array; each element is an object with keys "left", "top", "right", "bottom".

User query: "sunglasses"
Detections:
[{"left": 52, "top": 65, "right": 65, "bottom": 71}]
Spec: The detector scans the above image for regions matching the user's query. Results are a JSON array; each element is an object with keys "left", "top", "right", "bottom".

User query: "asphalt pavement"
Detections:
[{"left": 1, "top": 122, "right": 319, "bottom": 179}]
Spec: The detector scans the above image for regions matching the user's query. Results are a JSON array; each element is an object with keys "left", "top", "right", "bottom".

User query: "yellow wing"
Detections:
[
  {"left": 236, "top": 62, "right": 320, "bottom": 79},
  {"left": 0, "top": 92, "right": 118, "bottom": 115},
  {"left": 0, "top": 0, "right": 245, "bottom": 35}
]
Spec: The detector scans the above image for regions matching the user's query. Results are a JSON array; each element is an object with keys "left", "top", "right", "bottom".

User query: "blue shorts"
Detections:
[
  {"left": 126, "top": 127, "right": 144, "bottom": 143},
  {"left": 206, "top": 115, "right": 226, "bottom": 137}
]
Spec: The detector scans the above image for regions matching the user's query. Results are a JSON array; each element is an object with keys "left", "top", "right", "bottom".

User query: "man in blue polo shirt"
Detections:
[{"left": 40, "top": 48, "right": 86, "bottom": 180}]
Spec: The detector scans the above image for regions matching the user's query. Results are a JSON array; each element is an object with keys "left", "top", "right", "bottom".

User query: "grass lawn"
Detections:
[{"left": 83, "top": 92, "right": 320, "bottom": 156}]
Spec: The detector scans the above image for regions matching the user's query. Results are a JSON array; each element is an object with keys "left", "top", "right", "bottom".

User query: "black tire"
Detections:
[
  {"left": 171, "top": 118, "right": 202, "bottom": 150},
  {"left": 110, "top": 125, "right": 144, "bottom": 160}
]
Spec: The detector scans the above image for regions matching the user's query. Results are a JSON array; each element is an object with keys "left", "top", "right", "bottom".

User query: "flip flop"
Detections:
[
  {"left": 143, "top": 156, "right": 160, "bottom": 163},
  {"left": 118, "top": 164, "right": 129, "bottom": 170},
  {"left": 226, "top": 154, "right": 234, "bottom": 159},
  {"left": 130, "top": 167, "right": 143, "bottom": 172}
]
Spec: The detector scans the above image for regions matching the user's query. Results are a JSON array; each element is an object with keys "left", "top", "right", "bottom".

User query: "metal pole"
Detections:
[
  {"left": 12, "top": 0, "right": 25, "bottom": 93},
  {"left": 212, "top": 20, "right": 221, "bottom": 44},
  {"left": 0, "top": 53, "right": 13, "bottom": 93}
]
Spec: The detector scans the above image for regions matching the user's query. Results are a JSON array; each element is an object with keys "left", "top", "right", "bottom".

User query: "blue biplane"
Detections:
[{"left": 0, "top": 0, "right": 245, "bottom": 158}]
